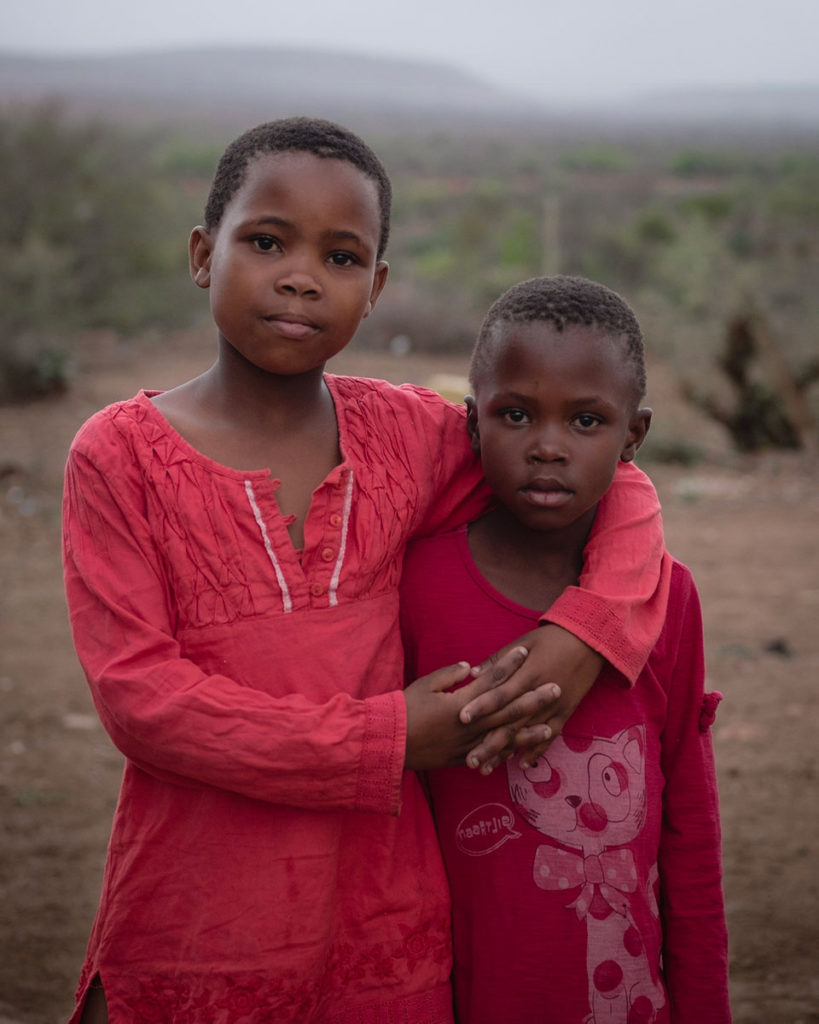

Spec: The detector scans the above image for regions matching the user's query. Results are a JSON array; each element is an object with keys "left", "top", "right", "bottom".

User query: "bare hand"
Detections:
[
  {"left": 462, "top": 624, "right": 603, "bottom": 773},
  {"left": 404, "top": 646, "right": 540, "bottom": 771}
]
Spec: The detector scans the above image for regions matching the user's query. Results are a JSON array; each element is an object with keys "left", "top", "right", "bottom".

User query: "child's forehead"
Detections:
[
  {"left": 480, "top": 320, "right": 638, "bottom": 400},
  {"left": 497, "top": 319, "right": 611, "bottom": 345},
  {"left": 240, "top": 150, "right": 377, "bottom": 201},
  {"left": 491, "top": 319, "right": 625, "bottom": 366},
  {"left": 226, "top": 150, "right": 382, "bottom": 228}
]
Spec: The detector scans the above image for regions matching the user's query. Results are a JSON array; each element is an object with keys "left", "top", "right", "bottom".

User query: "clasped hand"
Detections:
[{"left": 404, "top": 624, "right": 603, "bottom": 774}]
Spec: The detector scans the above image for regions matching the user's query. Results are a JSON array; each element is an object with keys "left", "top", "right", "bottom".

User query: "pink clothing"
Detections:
[
  {"left": 62, "top": 377, "right": 667, "bottom": 1023},
  {"left": 400, "top": 528, "right": 730, "bottom": 1024}
]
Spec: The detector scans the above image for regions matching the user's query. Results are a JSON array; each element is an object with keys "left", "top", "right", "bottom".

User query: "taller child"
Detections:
[{"left": 63, "top": 118, "right": 670, "bottom": 1024}]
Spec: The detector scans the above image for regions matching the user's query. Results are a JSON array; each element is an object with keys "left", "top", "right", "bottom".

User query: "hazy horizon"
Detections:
[{"left": 5, "top": 0, "right": 818, "bottom": 107}]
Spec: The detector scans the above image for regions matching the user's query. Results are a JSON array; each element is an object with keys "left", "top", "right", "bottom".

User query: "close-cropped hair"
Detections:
[
  {"left": 203, "top": 116, "right": 393, "bottom": 259},
  {"left": 470, "top": 275, "right": 646, "bottom": 400}
]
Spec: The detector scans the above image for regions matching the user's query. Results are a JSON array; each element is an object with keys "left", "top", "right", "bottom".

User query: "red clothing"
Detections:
[
  {"left": 400, "top": 528, "right": 730, "bottom": 1024},
  {"left": 62, "top": 378, "right": 667, "bottom": 1024}
]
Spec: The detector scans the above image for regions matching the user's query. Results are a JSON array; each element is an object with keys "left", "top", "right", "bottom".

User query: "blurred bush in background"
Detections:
[{"left": 0, "top": 102, "right": 200, "bottom": 401}]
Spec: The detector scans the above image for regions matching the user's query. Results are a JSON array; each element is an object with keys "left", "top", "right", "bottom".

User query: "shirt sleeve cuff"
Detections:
[
  {"left": 356, "top": 689, "right": 407, "bottom": 815},
  {"left": 541, "top": 586, "right": 645, "bottom": 685}
]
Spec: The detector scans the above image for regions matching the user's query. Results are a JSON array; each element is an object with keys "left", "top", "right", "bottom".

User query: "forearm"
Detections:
[
  {"left": 545, "top": 462, "right": 670, "bottom": 681},
  {"left": 409, "top": 389, "right": 492, "bottom": 536},
  {"left": 73, "top": 616, "right": 407, "bottom": 814}
]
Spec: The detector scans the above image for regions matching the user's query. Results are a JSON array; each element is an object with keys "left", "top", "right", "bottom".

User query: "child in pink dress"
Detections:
[
  {"left": 400, "top": 276, "right": 730, "bottom": 1023},
  {"left": 63, "top": 120, "right": 669, "bottom": 1024}
]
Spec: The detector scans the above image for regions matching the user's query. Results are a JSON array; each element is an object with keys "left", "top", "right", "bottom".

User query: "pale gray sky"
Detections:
[{"left": 4, "top": 0, "right": 818, "bottom": 104}]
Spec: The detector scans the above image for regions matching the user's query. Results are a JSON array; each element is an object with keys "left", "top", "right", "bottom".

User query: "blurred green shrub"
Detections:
[
  {"left": 559, "top": 145, "right": 630, "bottom": 173},
  {"left": 0, "top": 103, "right": 199, "bottom": 403}
]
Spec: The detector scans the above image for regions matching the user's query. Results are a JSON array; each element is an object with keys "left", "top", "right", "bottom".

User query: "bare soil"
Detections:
[{"left": 1, "top": 330, "right": 818, "bottom": 1024}]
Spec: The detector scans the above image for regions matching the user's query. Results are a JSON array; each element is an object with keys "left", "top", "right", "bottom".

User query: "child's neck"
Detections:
[
  {"left": 152, "top": 352, "right": 340, "bottom": 550},
  {"left": 199, "top": 353, "right": 330, "bottom": 432},
  {"left": 467, "top": 506, "right": 595, "bottom": 611}
]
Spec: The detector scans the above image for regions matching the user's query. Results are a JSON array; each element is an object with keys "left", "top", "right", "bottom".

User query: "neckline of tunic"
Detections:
[{"left": 133, "top": 376, "right": 350, "bottom": 489}]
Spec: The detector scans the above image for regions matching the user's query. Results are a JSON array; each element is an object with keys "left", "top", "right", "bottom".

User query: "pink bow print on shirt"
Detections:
[{"left": 533, "top": 844, "right": 638, "bottom": 920}]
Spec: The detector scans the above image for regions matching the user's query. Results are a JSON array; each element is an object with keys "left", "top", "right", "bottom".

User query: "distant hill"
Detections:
[
  {"left": 0, "top": 47, "right": 817, "bottom": 134},
  {"left": 628, "top": 83, "right": 819, "bottom": 128},
  {"left": 0, "top": 47, "right": 545, "bottom": 127}
]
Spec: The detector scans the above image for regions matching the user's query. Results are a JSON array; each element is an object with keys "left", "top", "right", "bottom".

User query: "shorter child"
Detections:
[{"left": 400, "top": 276, "right": 730, "bottom": 1023}]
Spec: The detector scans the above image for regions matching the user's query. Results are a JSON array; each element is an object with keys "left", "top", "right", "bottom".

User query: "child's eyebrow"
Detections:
[
  {"left": 493, "top": 390, "right": 619, "bottom": 410},
  {"left": 323, "top": 229, "right": 368, "bottom": 247},
  {"left": 567, "top": 395, "right": 619, "bottom": 408},
  {"left": 493, "top": 390, "right": 534, "bottom": 403},
  {"left": 244, "top": 215, "right": 291, "bottom": 230}
]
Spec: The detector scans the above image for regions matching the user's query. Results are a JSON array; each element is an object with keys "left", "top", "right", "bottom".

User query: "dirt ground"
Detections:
[{"left": 1, "top": 330, "right": 818, "bottom": 1024}]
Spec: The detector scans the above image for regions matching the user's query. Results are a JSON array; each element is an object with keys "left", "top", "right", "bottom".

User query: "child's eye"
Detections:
[
  {"left": 501, "top": 409, "right": 530, "bottom": 425},
  {"left": 328, "top": 252, "right": 358, "bottom": 267},
  {"left": 252, "top": 235, "right": 280, "bottom": 252},
  {"left": 573, "top": 413, "right": 602, "bottom": 429}
]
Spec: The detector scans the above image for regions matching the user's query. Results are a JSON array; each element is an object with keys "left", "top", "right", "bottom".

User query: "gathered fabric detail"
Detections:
[
  {"left": 699, "top": 690, "right": 723, "bottom": 732},
  {"left": 244, "top": 479, "right": 293, "bottom": 614}
]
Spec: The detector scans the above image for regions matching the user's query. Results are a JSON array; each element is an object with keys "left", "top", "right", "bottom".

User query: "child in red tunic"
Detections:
[
  {"left": 401, "top": 276, "right": 730, "bottom": 1023},
  {"left": 63, "top": 122, "right": 669, "bottom": 1023}
]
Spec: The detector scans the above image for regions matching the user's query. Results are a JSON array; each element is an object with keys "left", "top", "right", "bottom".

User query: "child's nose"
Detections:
[
  {"left": 275, "top": 260, "right": 321, "bottom": 298},
  {"left": 528, "top": 427, "right": 568, "bottom": 463}
]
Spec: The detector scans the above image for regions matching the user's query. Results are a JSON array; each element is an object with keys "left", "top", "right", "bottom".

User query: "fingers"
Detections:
[
  {"left": 468, "top": 643, "right": 524, "bottom": 681},
  {"left": 459, "top": 646, "right": 529, "bottom": 723},
  {"left": 465, "top": 703, "right": 577, "bottom": 774},
  {"left": 410, "top": 661, "right": 471, "bottom": 694},
  {"left": 465, "top": 724, "right": 518, "bottom": 774},
  {"left": 462, "top": 676, "right": 561, "bottom": 728},
  {"left": 435, "top": 660, "right": 472, "bottom": 691},
  {"left": 514, "top": 725, "right": 554, "bottom": 769},
  {"left": 513, "top": 711, "right": 571, "bottom": 768},
  {"left": 465, "top": 715, "right": 553, "bottom": 773}
]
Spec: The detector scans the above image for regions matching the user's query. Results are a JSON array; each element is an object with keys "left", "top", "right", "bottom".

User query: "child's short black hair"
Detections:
[
  {"left": 203, "top": 117, "right": 392, "bottom": 259},
  {"left": 470, "top": 275, "right": 646, "bottom": 402}
]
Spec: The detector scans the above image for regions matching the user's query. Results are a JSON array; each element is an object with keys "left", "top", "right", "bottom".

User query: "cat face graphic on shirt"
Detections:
[{"left": 507, "top": 726, "right": 647, "bottom": 855}]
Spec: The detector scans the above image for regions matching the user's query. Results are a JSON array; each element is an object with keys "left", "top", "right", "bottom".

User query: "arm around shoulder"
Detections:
[
  {"left": 545, "top": 460, "right": 672, "bottom": 682},
  {"left": 389, "top": 383, "right": 490, "bottom": 537}
]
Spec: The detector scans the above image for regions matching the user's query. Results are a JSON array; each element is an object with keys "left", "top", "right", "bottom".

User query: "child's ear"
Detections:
[
  {"left": 465, "top": 395, "right": 481, "bottom": 454},
  {"left": 363, "top": 260, "right": 389, "bottom": 318},
  {"left": 189, "top": 226, "right": 213, "bottom": 289},
  {"left": 620, "top": 407, "right": 652, "bottom": 462}
]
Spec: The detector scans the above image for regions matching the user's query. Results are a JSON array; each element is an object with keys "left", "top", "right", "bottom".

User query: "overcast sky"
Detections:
[{"left": 5, "top": 0, "right": 818, "bottom": 104}]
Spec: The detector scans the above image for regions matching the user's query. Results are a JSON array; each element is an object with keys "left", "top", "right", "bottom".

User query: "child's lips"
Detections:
[
  {"left": 264, "top": 313, "right": 319, "bottom": 339},
  {"left": 521, "top": 479, "right": 573, "bottom": 508}
]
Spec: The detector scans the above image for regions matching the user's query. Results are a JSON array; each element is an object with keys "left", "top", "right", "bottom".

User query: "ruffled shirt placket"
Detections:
[{"left": 243, "top": 465, "right": 355, "bottom": 614}]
